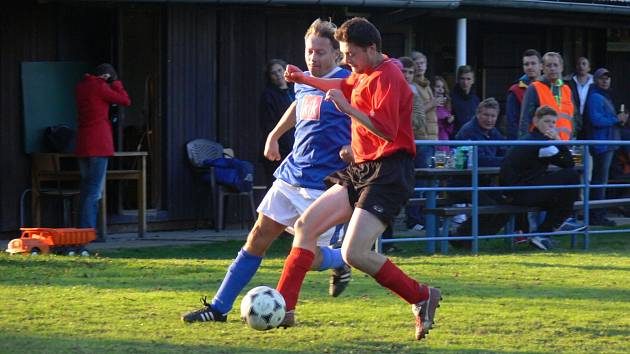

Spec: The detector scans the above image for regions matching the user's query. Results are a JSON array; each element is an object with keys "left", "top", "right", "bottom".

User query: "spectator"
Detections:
[
  {"left": 433, "top": 75, "right": 455, "bottom": 149},
  {"left": 452, "top": 65, "right": 480, "bottom": 134},
  {"left": 584, "top": 68, "right": 629, "bottom": 226},
  {"left": 449, "top": 98, "right": 515, "bottom": 248},
  {"left": 566, "top": 56, "right": 594, "bottom": 121},
  {"left": 399, "top": 56, "right": 432, "bottom": 232},
  {"left": 260, "top": 59, "right": 295, "bottom": 188},
  {"left": 501, "top": 106, "right": 585, "bottom": 250},
  {"left": 455, "top": 98, "right": 507, "bottom": 166},
  {"left": 75, "top": 63, "right": 131, "bottom": 238},
  {"left": 519, "top": 52, "right": 578, "bottom": 140},
  {"left": 506, "top": 49, "right": 542, "bottom": 140}
]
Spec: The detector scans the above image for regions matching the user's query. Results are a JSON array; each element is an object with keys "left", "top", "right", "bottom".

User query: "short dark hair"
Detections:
[
  {"left": 477, "top": 97, "right": 500, "bottom": 115},
  {"left": 398, "top": 56, "right": 415, "bottom": 70},
  {"left": 543, "top": 51, "right": 564, "bottom": 66},
  {"left": 305, "top": 18, "right": 339, "bottom": 50},
  {"left": 456, "top": 65, "right": 474, "bottom": 80},
  {"left": 94, "top": 63, "right": 117, "bottom": 78},
  {"left": 535, "top": 105, "right": 558, "bottom": 119},
  {"left": 264, "top": 58, "right": 287, "bottom": 82},
  {"left": 522, "top": 49, "right": 542, "bottom": 62},
  {"left": 335, "top": 17, "right": 381, "bottom": 51}
]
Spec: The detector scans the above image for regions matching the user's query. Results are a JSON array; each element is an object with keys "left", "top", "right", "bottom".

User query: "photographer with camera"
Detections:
[{"left": 75, "top": 63, "right": 131, "bottom": 238}]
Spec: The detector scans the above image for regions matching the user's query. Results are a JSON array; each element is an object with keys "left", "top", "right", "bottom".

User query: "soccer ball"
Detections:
[{"left": 240, "top": 286, "right": 286, "bottom": 330}]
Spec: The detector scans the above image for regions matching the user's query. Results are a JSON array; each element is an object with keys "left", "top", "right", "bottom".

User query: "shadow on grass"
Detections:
[
  {"left": 97, "top": 238, "right": 292, "bottom": 260},
  {"left": 2, "top": 254, "right": 629, "bottom": 303},
  {"left": 0, "top": 331, "right": 552, "bottom": 354},
  {"left": 0, "top": 332, "right": 296, "bottom": 354}
]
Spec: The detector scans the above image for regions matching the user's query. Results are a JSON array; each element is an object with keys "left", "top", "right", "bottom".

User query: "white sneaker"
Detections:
[
  {"left": 409, "top": 224, "right": 424, "bottom": 232},
  {"left": 529, "top": 236, "right": 549, "bottom": 251}
]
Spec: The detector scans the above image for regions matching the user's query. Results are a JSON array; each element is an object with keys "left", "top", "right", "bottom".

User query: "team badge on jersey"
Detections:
[{"left": 299, "top": 95, "right": 322, "bottom": 121}]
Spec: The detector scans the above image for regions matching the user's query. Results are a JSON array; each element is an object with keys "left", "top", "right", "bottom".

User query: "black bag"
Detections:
[
  {"left": 44, "top": 125, "right": 75, "bottom": 153},
  {"left": 202, "top": 157, "right": 254, "bottom": 193}
]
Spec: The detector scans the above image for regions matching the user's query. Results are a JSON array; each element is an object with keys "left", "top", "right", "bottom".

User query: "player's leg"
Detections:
[
  {"left": 342, "top": 155, "right": 441, "bottom": 341},
  {"left": 282, "top": 185, "right": 351, "bottom": 297},
  {"left": 181, "top": 181, "right": 296, "bottom": 323},
  {"left": 276, "top": 184, "right": 353, "bottom": 316},
  {"left": 343, "top": 207, "right": 441, "bottom": 340}
]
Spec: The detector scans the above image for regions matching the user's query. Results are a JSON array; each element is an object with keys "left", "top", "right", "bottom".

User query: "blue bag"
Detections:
[{"left": 202, "top": 157, "right": 254, "bottom": 193}]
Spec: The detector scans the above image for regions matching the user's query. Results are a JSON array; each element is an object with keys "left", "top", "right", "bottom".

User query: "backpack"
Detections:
[
  {"left": 202, "top": 157, "right": 254, "bottom": 193},
  {"left": 44, "top": 124, "right": 75, "bottom": 153}
]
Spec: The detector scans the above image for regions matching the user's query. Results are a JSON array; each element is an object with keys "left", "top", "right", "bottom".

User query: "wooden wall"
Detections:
[{"left": 0, "top": 3, "right": 113, "bottom": 232}]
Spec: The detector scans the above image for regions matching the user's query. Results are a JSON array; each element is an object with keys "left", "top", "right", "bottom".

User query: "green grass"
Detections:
[{"left": 1, "top": 234, "right": 629, "bottom": 354}]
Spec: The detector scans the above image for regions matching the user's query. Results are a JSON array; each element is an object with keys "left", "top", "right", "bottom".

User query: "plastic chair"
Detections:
[{"left": 186, "top": 138, "right": 256, "bottom": 231}]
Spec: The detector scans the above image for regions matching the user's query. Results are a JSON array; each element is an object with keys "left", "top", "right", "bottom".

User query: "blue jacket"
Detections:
[
  {"left": 455, "top": 118, "right": 507, "bottom": 167},
  {"left": 451, "top": 85, "right": 480, "bottom": 133},
  {"left": 584, "top": 84, "right": 621, "bottom": 155}
]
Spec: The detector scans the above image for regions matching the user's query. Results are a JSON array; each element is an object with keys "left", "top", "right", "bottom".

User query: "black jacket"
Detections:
[
  {"left": 499, "top": 129, "right": 574, "bottom": 190},
  {"left": 259, "top": 84, "right": 295, "bottom": 157}
]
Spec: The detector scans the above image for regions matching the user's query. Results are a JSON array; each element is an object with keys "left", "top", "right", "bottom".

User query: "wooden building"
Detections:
[{"left": 1, "top": 0, "right": 629, "bottom": 235}]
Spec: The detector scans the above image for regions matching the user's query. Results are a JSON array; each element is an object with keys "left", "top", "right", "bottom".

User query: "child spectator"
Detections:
[
  {"left": 432, "top": 75, "right": 455, "bottom": 151},
  {"left": 399, "top": 56, "right": 430, "bottom": 232}
]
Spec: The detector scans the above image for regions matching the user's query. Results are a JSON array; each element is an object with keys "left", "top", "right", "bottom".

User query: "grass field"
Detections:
[{"left": 1, "top": 234, "right": 629, "bottom": 354}]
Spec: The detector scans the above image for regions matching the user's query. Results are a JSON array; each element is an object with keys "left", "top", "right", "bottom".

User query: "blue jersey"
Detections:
[{"left": 274, "top": 67, "right": 351, "bottom": 190}]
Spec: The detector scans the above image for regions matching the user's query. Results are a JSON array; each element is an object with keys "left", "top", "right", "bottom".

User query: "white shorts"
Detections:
[{"left": 257, "top": 179, "right": 339, "bottom": 246}]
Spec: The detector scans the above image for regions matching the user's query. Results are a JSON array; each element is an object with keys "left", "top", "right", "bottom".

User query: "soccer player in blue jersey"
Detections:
[{"left": 182, "top": 18, "right": 352, "bottom": 324}]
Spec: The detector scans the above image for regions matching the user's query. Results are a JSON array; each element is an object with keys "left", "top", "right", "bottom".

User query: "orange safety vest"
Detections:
[{"left": 531, "top": 81, "right": 575, "bottom": 140}]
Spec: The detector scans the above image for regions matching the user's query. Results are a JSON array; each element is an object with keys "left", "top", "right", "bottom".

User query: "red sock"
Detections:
[
  {"left": 276, "top": 247, "right": 315, "bottom": 311},
  {"left": 373, "top": 259, "right": 428, "bottom": 304}
]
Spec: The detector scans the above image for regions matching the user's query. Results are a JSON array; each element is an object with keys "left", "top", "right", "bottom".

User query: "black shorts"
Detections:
[{"left": 325, "top": 151, "right": 415, "bottom": 226}]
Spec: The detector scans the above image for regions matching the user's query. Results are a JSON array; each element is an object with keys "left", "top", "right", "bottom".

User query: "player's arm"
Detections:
[
  {"left": 264, "top": 101, "right": 297, "bottom": 161},
  {"left": 326, "top": 89, "right": 392, "bottom": 142},
  {"left": 285, "top": 65, "right": 342, "bottom": 93}
]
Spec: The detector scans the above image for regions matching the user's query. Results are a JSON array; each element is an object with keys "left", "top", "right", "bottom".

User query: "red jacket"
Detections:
[{"left": 75, "top": 75, "right": 131, "bottom": 157}]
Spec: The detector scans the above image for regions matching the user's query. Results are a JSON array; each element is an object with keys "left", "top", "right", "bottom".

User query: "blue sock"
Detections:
[
  {"left": 318, "top": 246, "right": 345, "bottom": 271},
  {"left": 211, "top": 248, "right": 262, "bottom": 314}
]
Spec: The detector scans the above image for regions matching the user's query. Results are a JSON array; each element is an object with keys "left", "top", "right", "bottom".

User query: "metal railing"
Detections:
[{"left": 379, "top": 139, "right": 630, "bottom": 255}]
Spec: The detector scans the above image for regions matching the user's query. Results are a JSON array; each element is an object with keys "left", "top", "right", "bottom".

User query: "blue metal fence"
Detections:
[{"left": 379, "top": 140, "right": 630, "bottom": 255}]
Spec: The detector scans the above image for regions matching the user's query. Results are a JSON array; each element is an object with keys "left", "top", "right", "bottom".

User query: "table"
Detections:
[{"left": 31, "top": 151, "right": 147, "bottom": 238}]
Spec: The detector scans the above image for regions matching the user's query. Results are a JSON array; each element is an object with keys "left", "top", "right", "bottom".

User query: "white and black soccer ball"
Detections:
[{"left": 240, "top": 286, "right": 286, "bottom": 330}]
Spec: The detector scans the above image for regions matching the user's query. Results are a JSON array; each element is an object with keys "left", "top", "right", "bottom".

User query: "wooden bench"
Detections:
[
  {"left": 423, "top": 198, "right": 630, "bottom": 217},
  {"left": 417, "top": 197, "right": 630, "bottom": 254}
]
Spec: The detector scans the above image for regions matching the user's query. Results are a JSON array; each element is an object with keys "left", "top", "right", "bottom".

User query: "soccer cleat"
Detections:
[
  {"left": 277, "top": 310, "right": 295, "bottom": 328},
  {"left": 412, "top": 287, "right": 442, "bottom": 340},
  {"left": 329, "top": 265, "right": 352, "bottom": 297},
  {"left": 181, "top": 296, "right": 227, "bottom": 323}
]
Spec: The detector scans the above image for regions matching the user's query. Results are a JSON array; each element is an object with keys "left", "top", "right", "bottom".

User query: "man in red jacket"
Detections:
[{"left": 75, "top": 63, "right": 131, "bottom": 235}]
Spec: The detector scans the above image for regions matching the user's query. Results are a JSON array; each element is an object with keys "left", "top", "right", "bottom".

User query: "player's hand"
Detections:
[
  {"left": 433, "top": 96, "right": 446, "bottom": 107},
  {"left": 325, "top": 89, "right": 350, "bottom": 113},
  {"left": 447, "top": 115, "right": 455, "bottom": 124},
  {"left": 339, "top": 144, "right": 354, "bottom": 164},
  {"left": 284, "top": 65, "right": 304, "bottom": 83},
  {"left": 618, "top": 112, "right": 628, "bottom": 124},
  {"left": 264, "top": 136, "right": 281, "bottom": 161}
]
